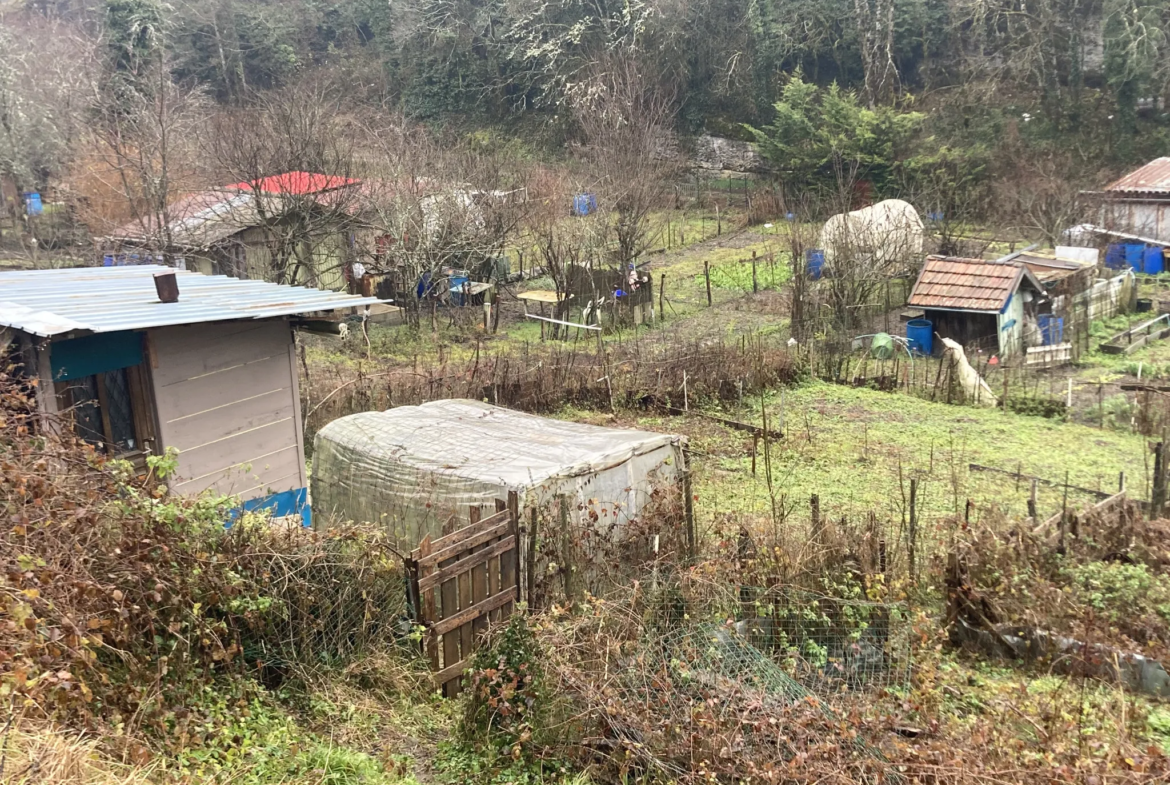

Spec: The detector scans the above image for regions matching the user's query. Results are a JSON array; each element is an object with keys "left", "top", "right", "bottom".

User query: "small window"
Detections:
[{"left": 56, "top": 364, "right": 156, "bottom": 458}]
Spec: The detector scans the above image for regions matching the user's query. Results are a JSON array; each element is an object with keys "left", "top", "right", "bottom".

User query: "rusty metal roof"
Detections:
[
  {"left": 1105, "top": 158, "right": 1170, "bottom": 195},
  {"left": 0, "top": 265, "right": 384, "bottom": 337},
  {"left": 908, "top": 256, "right": 1043, "bottom": 313}
]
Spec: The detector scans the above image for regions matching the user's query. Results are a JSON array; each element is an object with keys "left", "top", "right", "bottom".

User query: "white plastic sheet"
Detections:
[
  {"left": 941, "top": 337, "right": 997, "bottom": 408},
  {"left": 311, "top": 399, "right": 686, "bottom": 547}
]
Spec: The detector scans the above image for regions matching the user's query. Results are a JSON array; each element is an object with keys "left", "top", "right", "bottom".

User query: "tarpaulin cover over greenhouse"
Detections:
[{"left": 311, "top": 399, "right": 686, "bottom": 546}]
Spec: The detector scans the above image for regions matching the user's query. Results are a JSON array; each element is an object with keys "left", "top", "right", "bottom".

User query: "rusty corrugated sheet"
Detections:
[
  {"left": 1105, "top": 158, "right": 1170, "bottom": 195},
  {"left": 1012, "top": 252, "right": 1089, "bottom": 283},
  {"left": 908, "top": 256, "right": 1022, "bottom": 312}
]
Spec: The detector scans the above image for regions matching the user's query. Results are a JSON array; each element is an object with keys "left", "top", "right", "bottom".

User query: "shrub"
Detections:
[
  {"left": 461, "top": 613, "right": 544, "bottom": 757},
  {"left": 0, "top": 373, "right": 407, "bottom": 753},
  {"left": 1005, "top": 395, "right": 1067, "bottom": 419}
]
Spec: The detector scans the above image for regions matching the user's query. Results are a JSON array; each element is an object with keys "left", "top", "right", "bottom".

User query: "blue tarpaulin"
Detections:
[
  {"left": 572, "top": 193, "right": 597, "bottom": 216},
  {"left": 22, "top": 193, "right": 43, "bottom": 216}
]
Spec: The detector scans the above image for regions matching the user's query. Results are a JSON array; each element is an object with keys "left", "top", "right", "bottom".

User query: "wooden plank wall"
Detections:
[{"left": 149, "top": 319, "right": 306, "bottom": 501}]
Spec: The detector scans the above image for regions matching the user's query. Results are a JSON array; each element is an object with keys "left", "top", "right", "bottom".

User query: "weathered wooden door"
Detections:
[{"left": 408, "top": 493, "right": 519, "bottom": 696}]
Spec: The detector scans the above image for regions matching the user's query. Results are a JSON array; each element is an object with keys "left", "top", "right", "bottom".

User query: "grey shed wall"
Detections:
[
  {"left": 149, "top": 319, "right": 306, "bottom": 501},
  {"left": 1103, "top": 200, "right": 1170, "bottom": 242}
]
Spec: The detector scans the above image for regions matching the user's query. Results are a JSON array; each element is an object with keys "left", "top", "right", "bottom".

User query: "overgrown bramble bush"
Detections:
[
  {"left": 461, "top": 613, "right": 544, "bottom": 760},
  {"left": 0, "top": 373, "right": 406, "bottom": 760}
]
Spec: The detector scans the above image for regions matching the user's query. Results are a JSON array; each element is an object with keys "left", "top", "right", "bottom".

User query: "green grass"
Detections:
[
  {"left": 921, "top": 650, "right": 1166, "bottom": 760},
  {"left": 642, "top": 381, "right": 1147, "bottom": 537}
]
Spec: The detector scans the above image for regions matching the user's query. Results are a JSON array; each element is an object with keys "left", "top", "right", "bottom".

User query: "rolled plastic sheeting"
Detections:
[{"left": 941, "top": 337, "right": 997, "bottom": 408}]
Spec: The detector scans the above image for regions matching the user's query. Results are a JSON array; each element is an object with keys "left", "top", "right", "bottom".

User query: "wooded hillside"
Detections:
[{"left": 4, "top": 0, "right": 1169, "bottom": 182}]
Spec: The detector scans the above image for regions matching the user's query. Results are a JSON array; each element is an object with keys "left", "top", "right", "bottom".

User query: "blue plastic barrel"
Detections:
[
  {"left": 1037, "top": 314, "right": 1064, "bottom": 346},
  {"left": 1126, "top": 243, "right": 1145, "bottom": 272},
  {"left": 1145, "top": 246, "right": 1165, "bottom": 275},
  {"left": 1106, "top": 244, "right": 1127, "bottom": 269},
  {"left": 806, "top": 249, "right": 826, "bottom": 279},
  {"left": 906, "top": 319, "right": 933, "bottom": 356}
]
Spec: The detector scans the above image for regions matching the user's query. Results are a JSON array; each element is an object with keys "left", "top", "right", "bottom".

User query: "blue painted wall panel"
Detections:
[{"left": 50, "top": 331, "right": 145, "bottom": 381}]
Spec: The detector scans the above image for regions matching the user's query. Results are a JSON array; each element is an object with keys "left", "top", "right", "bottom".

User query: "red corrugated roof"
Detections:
[
  {"left": 228, "top": 171, "right": 360, "bottom": 196},
  {"left": 1105, "top": 158, "right": 1170, "bottom": 195},
  {"left": 908, "top": 256, "right": 1035, "bottom": 313}
]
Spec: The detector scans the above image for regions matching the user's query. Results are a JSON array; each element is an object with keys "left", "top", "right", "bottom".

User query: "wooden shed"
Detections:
[
  {"left": 0, "top": 265, "right": 382, "bottom": 523},
  {"left": 908, "top": 256, "right": 1049, "bottom": 358}
]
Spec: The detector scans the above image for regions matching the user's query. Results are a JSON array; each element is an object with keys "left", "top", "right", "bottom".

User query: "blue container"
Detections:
[
  {"left": 906, "top": 319, "right": 933, "bottom": 356},
  {"left": 1106, "top": 243, "right": 1127, "bottom": 269},
  {"left": 571, "top": 193, "right": 597, "bottom": 216},
  {"left": 22, "top": 192, "right": 43, "bottom": 216},
  {"left": 1038, "top": 314, "right": 1064, "bottom": 346},
  {"left": 416, "top": 271, "right": 432, "bottom": 299},
  {"left": 806, "top": 249, "right": 825, "bottom": 279},
  {"left": 1145, "top": 246, "right": 1165, "bottom": 275},
  {"left": 1126, "top": 243, "right": 1145, "bottom": 272}
]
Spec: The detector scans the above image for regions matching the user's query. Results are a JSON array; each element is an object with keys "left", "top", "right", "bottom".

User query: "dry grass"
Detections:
[{"left": 0, "top": 725, "right": 156, "bottom": 785}]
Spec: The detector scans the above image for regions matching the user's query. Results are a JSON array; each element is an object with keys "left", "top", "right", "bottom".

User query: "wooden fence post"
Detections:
[
  {"left": 908, "top": 478, "right": 918, "bottom": 581},
  {"left": 810, "top": 494, "right": 821, "bottom": 543},
  {"left": 659, "top": 273, "right": 666, "bottom": 321},
  {"left": 683, "top": 448, "right": 696, "bottom": 560},
  {"left": 752, "top": 251, "right": 759, "bottom": 293},
  {"left": 704, "top": 261, "right": 712, "bottom": 306},
  {"left": 416, "top": 535, "right": 439, "bottom": 673},
  {"left": 503, "top": 491, "right": 519, "bottom": 617},
  {"left": 1153, "top": 442, "right": 1167, "bottom": 518},
  {"left": 527, "top": 506, "right": 538, "bottom": 609},
  {"left": 560, "top": 495, "right": 575, "bottom": 603}
]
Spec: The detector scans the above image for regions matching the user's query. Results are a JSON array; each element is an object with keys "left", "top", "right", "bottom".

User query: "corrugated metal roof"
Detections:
[
  {"left": 228, "top": 172, "right": 360, "bottom": 195},
  {"left": 1105, "top": 158, "right": 1170, "bottom": 195},
  {"left": 0, "top": 265, "right": 384, "bottom": 337},
  {"left": 1012, "top": 252, "right": 1093, "bottom": 283},
  {"left": 105, "top": 190, "right": 259, "bottom": 250},
  {"left": 908, "top": 256, "right": 1039, "bottom": 313}
]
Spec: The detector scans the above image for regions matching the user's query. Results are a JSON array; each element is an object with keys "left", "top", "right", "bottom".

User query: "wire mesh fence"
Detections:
[
  {"left": 235, "top": 524, "right": 411, "bottom": 674},
  {"left": 660, "top": 577, "right": 912, "bottom": 697},
  {"left": 748, "top": 588, "right": 911, "bottom": 695}
]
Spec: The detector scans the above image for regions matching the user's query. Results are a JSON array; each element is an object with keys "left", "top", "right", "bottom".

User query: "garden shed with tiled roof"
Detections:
[{"left": 908, "top": 256, "right": 1049, "bottom": 358}]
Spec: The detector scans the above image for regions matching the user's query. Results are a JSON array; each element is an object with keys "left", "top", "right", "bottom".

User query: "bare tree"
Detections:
[
  {"left": 813, "top": 166, "right": 925, "bottom": 331},
  {"left": 571, "top": 54, "right": 678, "bottom": 267},
  {"left": 205, "top": 78, "right": 361, "bottom": 286},
  {"left": 0, "top": 16, "right": 98, "bottom": 237},
  {"left": 774, "top": 196, "right": 822, "bottom": 343},
  {"left": 852, "top": 0, "right": 899, "bottom": 107},
  {"left": 78, "top": 51, "right": 208, "bottom": 264},
  {"left": 355, "top": 115, "right": 529, "bottom": 328},
  {"left": 521, "top": 166, "right": 608, "bottom": 332},
  {"left": 904, "top": 164, "right": 995, "bottom": 258},
  {"left": 994, "top": 154, "right": 1097, "bottom": 247}
]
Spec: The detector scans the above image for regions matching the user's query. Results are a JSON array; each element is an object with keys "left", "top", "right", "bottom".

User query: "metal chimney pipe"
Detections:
[{"left": 154, "top": 270, "right": 179, "bottom": 303}]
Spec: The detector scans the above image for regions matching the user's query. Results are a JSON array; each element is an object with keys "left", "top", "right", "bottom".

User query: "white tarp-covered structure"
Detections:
[
  {"left": 820, "top": 199, "right": 924, "bottom": 269},
  {"left": 311, "top": 399, "right": 687, "bottom": 546}
]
